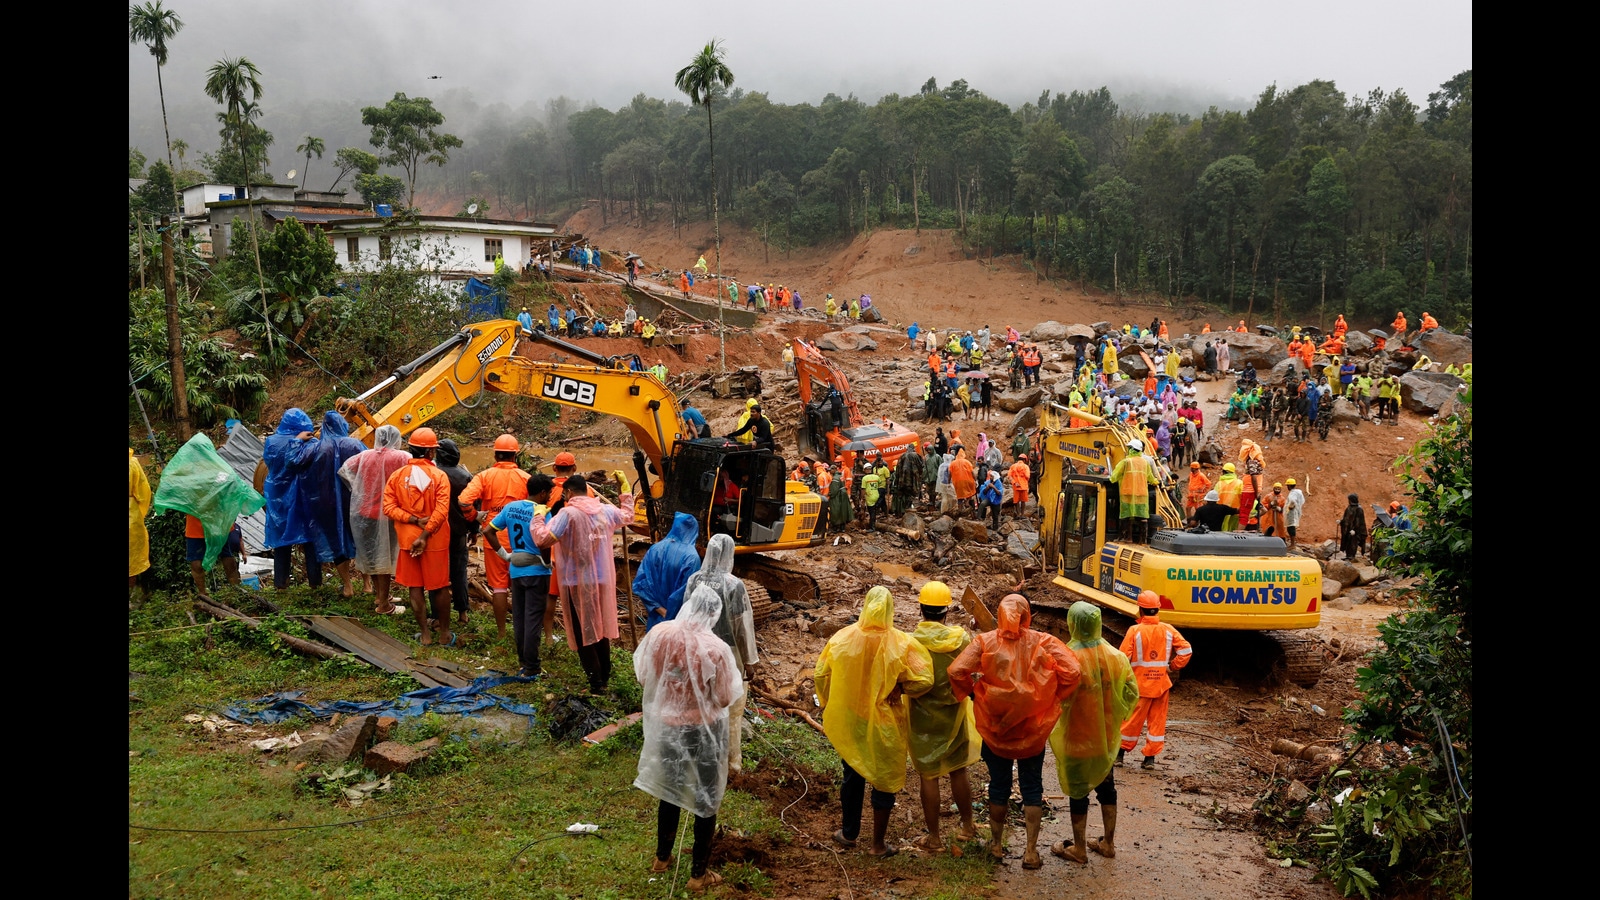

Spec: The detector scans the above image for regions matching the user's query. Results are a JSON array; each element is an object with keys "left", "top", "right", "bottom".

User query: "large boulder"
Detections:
[
  {"left": 1270, "top": 356, "right": 1309, "bottom": 385},
  {"left": 1006, "top": 531, "right": 1040, "bottom": 563},
  {"left": 1414, "top": 329, "right": 1472, "bottom": 367},
  {"left": 860, "top": 306, "right": 885, "bottom": 324},
  {"left": 1324, "top": 557, "right": 1360, "bottom": 588},
  {"left": 1009, "top": 406, "right": 1039, "bottom": 436},
  {"left": 928, "top": 516, "right": 955, "bottom": 536},
  {"left": 1112, "top": 379, "right": 1144, "bottom": 401},
  {"left": 1385, "top": 350, "right": 1416, "bottom": 376},
  {"left": 817, "top": 331, "right": 877, "bottom": 351},
  {"left": 1119, "top": 351, "right": 1151, "bottom": 379},
  {"left": 1063, "top": 323, "right": 1097, "bottom": 342},
  {"left": 1341, "top": 331, "right": 1374, "bottom": 356},
  {"left": 1090, "top": 321, "right": 1114, "bottom": 336},
  {"left": 997, "top": 386, "right": 1044, "bottom": 412},
  {"left": 906, "top": 383, "right": 928, "bottom": 402},
  {"left": 1400, "top": 371, "right": 1467, "bottom": 414},
  {"left": 1029, "top": 321, "right": 1070, "bottom": 342},
  {"left": 1186, "top": 332, "right": 1287, "bottom": 369},
  {"left": 1330, "top": 396, "right": 1362, "bottom": 425},
  {"left": 952, "top": 519, "right": 990, "bottom": 543}
]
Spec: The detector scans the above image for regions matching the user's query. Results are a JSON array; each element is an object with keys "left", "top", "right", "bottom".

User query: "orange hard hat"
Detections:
[
  {"left": 1190, "top": 461, "right": 1201, "bottom": 469},
  {"left": 1137, "top": 589, "right": 1161, "bottom": 610},
  {"left": 493, "top": 434, "right": 520, "bottom": 453},
  {"left": 407, "top": 427, "right": 440, "bottom": 449},
  {"left": 553, "top": 451, "right": 577, "bottom": 467},
  {"left": 1389, "top": 501, "right": 1402, "bottom": 513}
]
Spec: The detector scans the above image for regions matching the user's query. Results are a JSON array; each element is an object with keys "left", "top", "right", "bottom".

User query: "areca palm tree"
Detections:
[
  {"left": 296, "top": 136, "right": 325, "bottom": 189},
  {"left": 204, "top": 56, "right": 272, "bottom": 349},
  {"left": 674, "top": 39, "right": 734, "bottom": 372},
  {"left": 128, "top": 1, "right": 184, "bottom": 211}
]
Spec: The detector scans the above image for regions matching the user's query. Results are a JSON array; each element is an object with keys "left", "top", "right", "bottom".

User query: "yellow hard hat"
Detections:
[
  {"left": 1285, "top": 477, "right": 1296, "bottom": 486},
  {"left": 1222, "top": 462, "right": 1236, "bottom": 473},
  {"left": 919, "top": 581, "right": 953, "bottom": 607}
]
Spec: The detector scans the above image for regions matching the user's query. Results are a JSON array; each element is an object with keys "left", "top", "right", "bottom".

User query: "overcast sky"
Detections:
[{"left": 130, "top": 0, "right": 1472, "bottom": 162}]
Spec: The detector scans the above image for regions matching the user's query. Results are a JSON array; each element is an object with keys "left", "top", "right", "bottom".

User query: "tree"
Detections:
[
  {"left": 296, "top": 135, "right": 325, "bottom": 189},
  {"left": 360, "top": 93, "right": 463, "bottom": 208},
  {"left": 129, "top": 147, "right": 148, "bottom": 179},
  {"left": 204, "top": 56, "right": 272, "bottom": 347},
  {"left": 128, "top": 1, "right": 184, "bottom": 212},
  {"left": 354, "top": 173, "right": 406, "bottom": 209},
  {"left": 130, "top": 161, "right": 178, "bottom": 219},
  {"left": 675, "top": 39, "right": 735, "bottom": 373},
  {"left": 1194, "top": 155, "right": 1262, "bottom": 308},
  {"left": 327, "top": 147, "right": 379, "bottom": 192}
]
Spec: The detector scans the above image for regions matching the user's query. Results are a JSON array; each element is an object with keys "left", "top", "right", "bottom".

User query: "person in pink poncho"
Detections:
[{"left": 532, "top": 473, "right": 635, "bottom": 693}]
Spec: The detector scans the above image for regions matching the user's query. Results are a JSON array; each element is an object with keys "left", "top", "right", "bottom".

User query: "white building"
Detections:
[{"left": 317, "top": 215, "right": 561, "bottom": 277}]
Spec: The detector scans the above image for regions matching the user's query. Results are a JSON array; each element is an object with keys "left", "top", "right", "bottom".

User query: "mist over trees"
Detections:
[{"left": 133, "top": 71, "right": 1471, "bottom": 325}]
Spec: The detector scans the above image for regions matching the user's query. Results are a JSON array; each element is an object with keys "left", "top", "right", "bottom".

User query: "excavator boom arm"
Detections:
[
  {"left": 340, "top": 319, "right": 683, "bottom": 473},
  {"left": 793, "top": 339, "right": 863, "bottom": 427}
]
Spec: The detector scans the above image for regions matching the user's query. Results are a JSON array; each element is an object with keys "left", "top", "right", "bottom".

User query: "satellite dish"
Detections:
[
  {"left": 467, "top": 203, "right": 480, "bottom": 216},
  {"left": 286, "top": 169, "right": 297, "bottom": 181}
]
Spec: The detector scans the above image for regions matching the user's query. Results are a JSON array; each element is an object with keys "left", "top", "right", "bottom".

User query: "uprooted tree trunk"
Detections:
[
  {"left": 1270, "top": 738, "right": 1344, "bottom": 769},
  {"left": 193, "top": 596, "right": 346, "bottom": 661}
]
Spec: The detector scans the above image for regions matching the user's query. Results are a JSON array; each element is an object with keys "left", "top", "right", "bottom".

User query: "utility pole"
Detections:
[{"left": 161, "top": 215, "right": 191, "bottom": 441}]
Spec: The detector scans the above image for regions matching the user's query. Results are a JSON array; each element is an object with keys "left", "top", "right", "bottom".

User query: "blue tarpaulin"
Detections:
[
  {"left": 222, "top": 674, "right": 540, "bottom": 725},
  {"left": 461, "top": 277, "right": 505, "bottom": 321}
]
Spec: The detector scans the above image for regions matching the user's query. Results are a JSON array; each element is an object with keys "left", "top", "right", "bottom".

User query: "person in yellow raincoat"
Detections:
[
  {"left": 907, "top": 582, "right": 981, "bottom": 852},
  {"left": 1109, "top": 439, "right": 1158, "bottom": 543},
  {"left": 129, "top": 448, "right": 152, "bottom": 588},
  {"left": 814, "top": 586, "right": 934, "bottom": 856},
  {"left": 1049, "top": 601, "right": 1138, "bottom": 865},
  {"left": 824, "top": 295, "right": 839, "bottom": 319},
  {"left": 732, "top": 399, "right": 758, "bottom": 445},
  {"left": 1101, "top": 340, "right": 1118, "bottom": 376}
]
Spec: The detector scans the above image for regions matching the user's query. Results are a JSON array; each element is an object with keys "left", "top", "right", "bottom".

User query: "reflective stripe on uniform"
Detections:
[
  {"left": 1144, "top": 734, "right": 1165, "bottom": 742},
  {"left": 1133, "top": 660, "right": 1169, "bottom": 668},
  {"left": 1174, "top": 647, "right": 1192, "bottom": 656}
]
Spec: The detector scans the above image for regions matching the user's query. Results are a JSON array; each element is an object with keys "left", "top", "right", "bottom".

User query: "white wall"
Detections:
[{"left": 335, "top": 230, "right": 530, "bottom": 274}]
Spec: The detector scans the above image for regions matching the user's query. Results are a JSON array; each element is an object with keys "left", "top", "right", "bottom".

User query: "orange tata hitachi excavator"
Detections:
[
  {"left": 335, "top": 319, "right": 845, "bottom": 610},
  {"left": 792, "top": 338, "right": 921, "bottom": 468}
]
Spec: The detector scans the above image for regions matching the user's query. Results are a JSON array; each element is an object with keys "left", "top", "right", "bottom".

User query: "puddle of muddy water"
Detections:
[{"left": 872, "top": 562, "right": 925, "bottom": 587}]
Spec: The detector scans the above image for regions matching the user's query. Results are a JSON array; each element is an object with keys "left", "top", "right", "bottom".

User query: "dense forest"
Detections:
[{"left": 132, "top": 71, "right": 1471, "bottom": 327}]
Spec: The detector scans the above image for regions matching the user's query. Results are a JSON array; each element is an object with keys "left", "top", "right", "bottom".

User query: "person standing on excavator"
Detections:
[{"left": 1118, "top": 590, "right": 1192, "bottom": 770}]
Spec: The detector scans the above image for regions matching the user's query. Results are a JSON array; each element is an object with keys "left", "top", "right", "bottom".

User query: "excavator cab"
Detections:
[{"left": 663, "top": 438, "right": 791, "bottom": 546}]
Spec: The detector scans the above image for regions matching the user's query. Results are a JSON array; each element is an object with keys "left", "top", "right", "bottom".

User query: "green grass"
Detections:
[{"left": 128, "top": 587, "right": 798, "bottom": 898}]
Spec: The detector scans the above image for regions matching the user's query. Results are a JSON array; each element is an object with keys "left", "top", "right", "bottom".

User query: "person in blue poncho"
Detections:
[
  {"left": 908, "top": 322, "right": 920, "bottom": 344},
  {"left": 635, "top": 512, "right": 704, "bottom": 631},
  {"left": 517, "top": 307, "right": 534, "bottom": 336},
  {"left": 300, "top": 410, "right": 367, "bottom": 596},
  {"left": 264, "top": 408, "right": 320, "bottom": 590}
]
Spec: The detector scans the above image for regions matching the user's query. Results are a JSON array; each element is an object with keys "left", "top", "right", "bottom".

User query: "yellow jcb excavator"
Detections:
[
  {"left": 337, "top": 318, "right": 839, "bottom": 610},
  {"left": 1034, "top": 405, "right": 1327, "bottom": 685}
]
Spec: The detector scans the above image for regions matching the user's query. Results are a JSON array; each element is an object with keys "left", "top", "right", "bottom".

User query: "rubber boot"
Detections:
[
  {"left": 1116, "top": 748, "right": 1126, "bottom": 765},
  {"left": 1023, "top": 805, "right": 1044, "bottom": 869},
  {"left": 1141, "top": 755, "right": 1156, "bottom": 770},
  {"left": 1097, "top": 805, "right": 1117, "bottom": 858},
  {"left": 988, "top": 803, "right": 1008, "bottom": 860}
]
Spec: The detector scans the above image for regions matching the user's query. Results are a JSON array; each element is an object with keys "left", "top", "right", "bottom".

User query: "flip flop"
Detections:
[
  {"left": 649, "top": 857, "right": 670, "bottom": 873},
  {"left": 866, "top": 846, "right": 899, "bottom": 859}
]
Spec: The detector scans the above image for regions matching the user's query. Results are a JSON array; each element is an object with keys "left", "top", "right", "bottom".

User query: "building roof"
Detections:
[
  {"left": 259, "top": 210, "right": 371, "bottom": 225},
  {"left": 318, "top": 215, "right": 560, "bottom": 234}
]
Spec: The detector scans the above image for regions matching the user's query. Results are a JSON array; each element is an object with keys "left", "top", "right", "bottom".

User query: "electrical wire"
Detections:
[
  {"left": 128, "top": 801, "right": 458, "bottom": 834},
  {"left": 746, "top": 715, "right": 854, "bottom": 900},
  {"left": 1432, "top": 710, "right": 1472, "bottom": 867}
]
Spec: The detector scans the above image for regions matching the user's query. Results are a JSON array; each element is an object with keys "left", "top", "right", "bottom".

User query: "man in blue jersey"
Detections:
[{"left": 484, "top": 473, "right": 557, "bottom": 677}]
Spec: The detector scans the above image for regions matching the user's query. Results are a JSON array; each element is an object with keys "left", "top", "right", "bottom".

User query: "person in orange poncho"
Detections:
[
  {"left": 458, "top": 434, "right": 530, "bottom": 639},
  {"left": 1157, "top": 320, "right": 1169, "bottom": 341},
  {"left": 1392, "top": 311, "right": 1407, "bottom": 336},
  {"left": 1008, "top": 455, "right": 1031, "bottom": 508},
  {"left": 1119, "top": 591, "right": 1192, "bottom": 769},
  {"left": 1201, "top": 323, "right": 1211, "bottom": 334},
  {"left": 948, "top": 448, "right": 977, "bottom": 517},
  {"left": 1419, "top": 311, "right": 1439, "bottom": 332},
  {"left": 382, "top": 427, "right": 454, "bottom": 647},
  {"left": 1235, "top": 320, "right": 1248, "bottom": 333},
  {"left": 1184, "top": 461, "right": 1211, "bottom": 522},
  {"left": 949, "top": 594, "right": 1080, "bottom": 869},
  {"left": 1318, "top": 334, "right": 1345, "bottom": 356},
  {"left": 1297, "top": 336, "right": 1316, "bottom": 367},
  {"left": 1332, "top": 314, "right": 1348, "bottom": 338}
]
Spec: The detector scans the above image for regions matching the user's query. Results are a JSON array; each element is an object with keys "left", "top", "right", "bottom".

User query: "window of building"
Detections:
[
  {"left": 379, "top": 235, "right": 392, "bottom": 261},
  {"left": 484, "top": 238, "right": 503, "bottom": 262},
  {"left": 346, "top": 237, "right": 360, "bottom": 263}
]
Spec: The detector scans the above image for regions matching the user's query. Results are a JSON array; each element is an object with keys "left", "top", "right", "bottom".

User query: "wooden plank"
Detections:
[
  {"left": 409, "top": 662, "right": 471, "bottom": 689},
  {"left": 422, "top": 657, "right": 469, "bottom": 674},
  {"left": 961, "top": 586, "right": 999, "bottom": 632},
  {"left": 306, "top": 616, "right": 412, "bottom": 673}
]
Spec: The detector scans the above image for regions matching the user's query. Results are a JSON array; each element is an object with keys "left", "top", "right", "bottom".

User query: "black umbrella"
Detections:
[
  {"left": 840, "top": 440, "right": 879, "bottom": 453},
  {"left": 1367, "top": 328, "right": 1388, "bottom": 338}
]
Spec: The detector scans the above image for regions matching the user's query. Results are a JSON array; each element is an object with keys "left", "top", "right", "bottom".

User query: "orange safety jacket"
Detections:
[
  {"left": 1119, "top": 615, "right": 1192, "bottom": 697},
  {"left": 459, "top": 461, "right": 530, "bottom": 529}
]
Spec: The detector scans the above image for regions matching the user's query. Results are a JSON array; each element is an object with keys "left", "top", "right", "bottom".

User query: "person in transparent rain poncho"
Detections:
[
  {"left": 682, "top": 534, "right": 758, "bottom": 773},
  {"left": 531, "top": 474, "right": 634, "bottom": 693},
  {"left": 338, "top": 425, "right": 412, "bottom": 613},
  {"left": 634, "top": 584, "right": 743, "bottom": 893}
]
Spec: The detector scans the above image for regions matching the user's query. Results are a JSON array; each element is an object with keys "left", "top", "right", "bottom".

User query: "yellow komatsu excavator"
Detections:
[
  {"left": 1035, "top": 404, "right": 1326, "bottom": 685},
  {"left": 337, "top": 318, "right": 838, "bottom": 610}
]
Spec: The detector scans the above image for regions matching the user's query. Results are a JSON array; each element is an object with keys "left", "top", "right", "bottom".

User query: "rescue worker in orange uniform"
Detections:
[
  {"left": 1007, "top": 455, "right": 1031, "bottom": 511},
  {"left": 1419, "top": 312, "right": 1439, "bottom": 332},
  {"left": 1332, "top": 314, "right": 1348, "bottom": 338},
  {"left": 1201, "top": 323, "right": 1211, "bottom": 334},
  {"left": 1318, "top": 334, "right": 1345, "bottom": 356},
  {"left": 1184, "top": 461, "right": 1211, "bottom": 522},
  {"left": 382, "top": 427, "right": 455, "bottom": 647},
  {"left": 1236, "top": 320, "right": 1248, "bottom": 333},
  {"left": 1392, "top": 311, "right": 1407, "bottom": 336},
  {"left": 1287, "top": 335, "right": 1305, "bottom": 364},
  {"left": 1297, "top": 336, "right": 1316, "bottom": 367},
  {"left": 459, "top": 434, "right": 530, "bottom": 640},
  {"left": 1157, "top": 320, "right": 1169, "bottom": 341},
  {"left": 1118, "top": 590, "right": 1192, "bottom": 768}
]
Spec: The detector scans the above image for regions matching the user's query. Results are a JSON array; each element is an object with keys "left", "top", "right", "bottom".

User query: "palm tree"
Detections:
[
  {"left": 204, "top": 56, "right": 272, "bottom": 349},
  {"left": 170, "top": 138, "right": 188, "bottom": 171},
  {"left": 296, "top": 136, "right": 324, "bottom": 190},
  {"left": 128, "top": 1, "right": 184, "bottom": 212},
  {"left": 674, "top": 39, "right": 735, "bottom": 373}
]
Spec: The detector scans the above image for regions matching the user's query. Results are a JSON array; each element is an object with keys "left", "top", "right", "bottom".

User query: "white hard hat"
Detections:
[{"left": 1128, "top": 439, "right": 1144, "bottom": 452}]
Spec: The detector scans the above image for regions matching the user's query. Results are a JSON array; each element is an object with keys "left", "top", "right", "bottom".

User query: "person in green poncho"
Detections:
[
  {"left": 908, "top": 581, "right": 981, "bottom": 852},
  {"left": 828, "top": 462, "right": 854, "bottom": 531},
  {"left": 1049, "top": 601, "right": 1138, "bottom": 864}
]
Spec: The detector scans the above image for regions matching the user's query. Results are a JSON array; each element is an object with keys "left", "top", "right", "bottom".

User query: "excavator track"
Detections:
[
  {"left": 734, "top": 554, "right": 849, "bottom": 616},
  {"left": 1267, "top": 631, "right": 1329, "bottom": 687}
]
